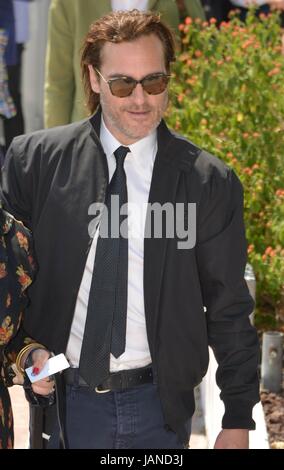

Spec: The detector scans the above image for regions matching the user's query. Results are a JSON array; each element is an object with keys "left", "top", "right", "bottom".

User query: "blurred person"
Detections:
[
  {"left": 0, "top": 1, "right": 16, "bottom": 69},
  {"left": 0, "top": 206, "right": 54, "bottom": 449},
  {"left": 201, "top": 0, "right": 232, "bottom": 23},
  {"left": 44, "top": 0, "right": 205, "bottom": 129},
  {"left": 269, "top": 0, "right": 284, "bottom": 9},
  {"left": 0, "top": 207, "right": 39, "bottom": 448},
  {"left": 0, "top": 28, "right": 16, "bottom": 166},
  {"left": 0, "top": 0, "right": 31, "bottom": 152},
  {"left": 0, "top": 0, "right": 17, "bottom": 155},
  {"left": 2, "top": 10, "right": 260, "bottom": 449},
  {"left": 230, "top": 0, "right": 284, "bottom": 21}
]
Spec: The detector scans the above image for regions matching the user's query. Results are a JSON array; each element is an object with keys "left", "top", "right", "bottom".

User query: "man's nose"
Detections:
[{"left": 131, "top": 83, "right": 147, "bottom": 104}]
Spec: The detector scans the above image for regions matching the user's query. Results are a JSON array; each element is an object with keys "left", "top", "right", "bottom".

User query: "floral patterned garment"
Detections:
[{"left": 0, "top": 208, "right": 35, "bottom": 449}]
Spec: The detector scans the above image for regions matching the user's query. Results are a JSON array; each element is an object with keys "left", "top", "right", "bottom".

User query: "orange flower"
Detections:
[
  {"left": 265, "top": 246, "right": 273, "bottom": 255},
  {"left": 194, "top": 50, "right": 202, "bottom": 58},
  {"left": 0, "top": 263, "right": 7, "bottom": 279},
  {"left": 16, "top": 231, "right": 29, "bottom": 251},
  {"left": 242, "top": 39, "right": 253, "bottom": 49},
  {"left": 185, "top": 17, "right": 192, "bottom": 25},
  {"left": 243, "top": 167, "right": 253, "bottom": 176},
  {"left": 248, "top": 244, "right": 254, "bottom": 254},
  {"left": 268, "top": 67, "right": 280, "bottom": 77},
  {"left": 16, "top": 265, "right": 32, "bottom": 291},
  {"left": 0, "top": 316, "right": 13, "bottom": 345},
  {"left": 186, "top": 78, "right": 196, "bottom": 86},
  {"left": 209, "top": 18, "right": 217, "bottom": 24}
]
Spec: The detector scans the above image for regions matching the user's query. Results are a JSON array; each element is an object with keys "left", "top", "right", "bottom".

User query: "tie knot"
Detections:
[{"left": 114, "top": 146, "right": 130, "bottom": 168}]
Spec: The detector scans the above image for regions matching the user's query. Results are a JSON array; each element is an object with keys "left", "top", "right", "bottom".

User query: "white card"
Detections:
[{"left": 25, "top": 353, "right": 70, "bottom": 383}]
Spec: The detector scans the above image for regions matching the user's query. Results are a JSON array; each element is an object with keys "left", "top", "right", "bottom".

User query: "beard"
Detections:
[{"left": 99, "top": 92, "right": 168, "bottom": 144}]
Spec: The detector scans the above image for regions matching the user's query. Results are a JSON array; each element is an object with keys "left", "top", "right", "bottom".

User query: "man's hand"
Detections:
[
  {"left": 30, "top": 348, "right": 55, "bottom": 396},
  {"left": 214, "top": 429, "right": 249, "bottom": 449}
]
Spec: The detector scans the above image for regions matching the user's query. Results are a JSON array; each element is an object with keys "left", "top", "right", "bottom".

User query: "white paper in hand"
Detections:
[{"left": 25, "top": 353, "right": 70, "bottom": 383}]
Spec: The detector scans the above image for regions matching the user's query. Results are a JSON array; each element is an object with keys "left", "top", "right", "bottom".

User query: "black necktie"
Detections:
[{"left": 79, "top": 146, "right": 129, "bottom": 388}]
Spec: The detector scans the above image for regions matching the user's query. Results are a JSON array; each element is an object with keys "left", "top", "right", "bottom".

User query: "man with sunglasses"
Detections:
[
  {"left": 44, "top": 0, "right": 205, "bottom": 129},
  {"left": 1, "top": 10, "right": 259, "bottom": 449}
]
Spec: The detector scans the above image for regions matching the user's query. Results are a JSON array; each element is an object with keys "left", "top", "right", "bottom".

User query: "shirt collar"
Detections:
[{"left": 100, "top": 116, "right": 157, "bottom": 166}]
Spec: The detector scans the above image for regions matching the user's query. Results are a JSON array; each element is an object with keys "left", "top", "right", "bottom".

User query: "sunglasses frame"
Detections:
[{"left": 94, "top": 68, "right": 171, "bottom": 97}]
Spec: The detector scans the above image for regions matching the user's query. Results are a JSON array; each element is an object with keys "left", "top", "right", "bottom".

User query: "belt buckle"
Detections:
[{"left": 95, "top": 386, "right": 111, "bottom": 394}]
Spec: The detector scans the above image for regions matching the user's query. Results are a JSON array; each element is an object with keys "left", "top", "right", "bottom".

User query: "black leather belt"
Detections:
[{"left": 63, "top": 365, "right": 153, "bottom": 392}]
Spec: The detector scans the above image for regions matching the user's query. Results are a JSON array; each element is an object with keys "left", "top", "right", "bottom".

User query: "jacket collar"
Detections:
[{"left": 88, "top": 108, "right": 201, "bottom": 173}]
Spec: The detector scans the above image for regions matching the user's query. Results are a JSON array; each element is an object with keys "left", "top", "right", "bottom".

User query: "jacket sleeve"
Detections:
[
  {"left": 0, "top": 138, "right": 34, "bottom": 229},
  {"left": 44, "top": 0, "right": 75, "bottom": 128},
  {"left": 196, "top": 165, "right": 260, "bottom": 429}
]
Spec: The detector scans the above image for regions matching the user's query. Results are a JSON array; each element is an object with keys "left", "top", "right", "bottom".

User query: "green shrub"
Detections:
[{"left": 166, "top": 10, "right": 284, "bottom": 328}]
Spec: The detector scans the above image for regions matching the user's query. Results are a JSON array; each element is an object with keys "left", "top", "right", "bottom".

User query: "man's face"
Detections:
[{"left": 88, "top": 34, "right": 169, "bottom": 145}]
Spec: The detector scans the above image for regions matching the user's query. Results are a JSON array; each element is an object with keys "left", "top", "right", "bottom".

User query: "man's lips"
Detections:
[{"left": 126, "top": 110, "right": 151, "bottom": 116}]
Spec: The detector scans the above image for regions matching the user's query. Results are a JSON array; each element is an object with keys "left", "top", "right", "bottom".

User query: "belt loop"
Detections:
[
  {"left": 73, "top": 368, "right": 80, "bottom": 387},
  {"left": 152, "top": 367, "right": 158, "bottom": 385}
]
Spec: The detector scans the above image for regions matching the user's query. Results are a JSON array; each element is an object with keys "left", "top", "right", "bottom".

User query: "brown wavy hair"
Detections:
[{"left": 81, "top": 9, "right": 176, "bottom": 115}]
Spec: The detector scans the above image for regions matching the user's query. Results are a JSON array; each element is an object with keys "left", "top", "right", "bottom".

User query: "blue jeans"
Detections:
[{"left": 48, "top": 383, "right": 191, "bottom": 449}]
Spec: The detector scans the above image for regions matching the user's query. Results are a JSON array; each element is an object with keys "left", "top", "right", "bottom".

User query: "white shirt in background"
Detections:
[
  {"left": 111, "top": 0, "right": 148, "bottom": 12},
  {"left": 13, "top": 0, "right": 30, "bottom": 44},
  {"left": 230, "top": 0, "right": 268, "bottom": 7}
]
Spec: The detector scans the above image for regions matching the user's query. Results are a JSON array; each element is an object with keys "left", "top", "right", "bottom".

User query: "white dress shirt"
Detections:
[
  {"left": 66, "top": 118, "right": 157, "bottom": 371},
  {"left": 13, "top": 0, "right": 30, "bottom": 44},
  {"left": 230, "top": 0, "right": 267, "bottom": 6},
  {"left": 111, "top": 0, "right": 148, "bottom": 11}
]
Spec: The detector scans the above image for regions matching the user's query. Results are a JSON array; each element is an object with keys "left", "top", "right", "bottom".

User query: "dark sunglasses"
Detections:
[{"left": 94, "top": 68, "right": 171, "bottom": 98}]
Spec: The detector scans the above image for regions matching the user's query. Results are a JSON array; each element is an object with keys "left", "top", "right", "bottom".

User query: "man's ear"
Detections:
[{"left": 88, "top": 65, "right": 100, "bottom": 93}]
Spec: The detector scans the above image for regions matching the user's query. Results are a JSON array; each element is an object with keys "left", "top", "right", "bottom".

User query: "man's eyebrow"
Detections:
[
  {"left": 107, "top": 73, "right": 131, "bottom": 79},
  {"left": 107, "top": 71, "right": 166, "bottom": 79}
]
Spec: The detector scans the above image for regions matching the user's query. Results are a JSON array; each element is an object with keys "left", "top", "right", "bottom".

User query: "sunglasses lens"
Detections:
[
  {"left": 108, "top": 74, "right": 170, "bottom": 97},
  {"left": 143, "top": 75, "right": 170, "bottom": 95},
  {"left": 110, "top": 77, "right": 135, "bottom": 97}
]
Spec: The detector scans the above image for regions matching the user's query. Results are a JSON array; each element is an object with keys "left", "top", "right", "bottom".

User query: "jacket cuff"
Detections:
[{"left": 222, "top": 399, "right": 256, "bottom": 430}]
